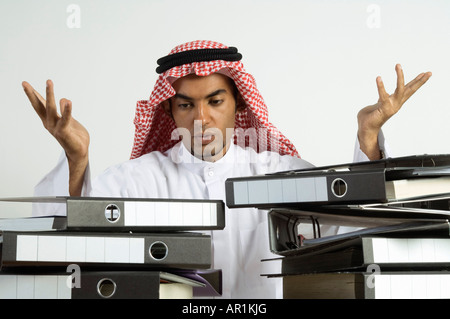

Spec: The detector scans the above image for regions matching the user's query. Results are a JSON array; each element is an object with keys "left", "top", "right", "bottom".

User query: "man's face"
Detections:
[{"left": 164, "top": 73, "right": 242, "bottom": 162}]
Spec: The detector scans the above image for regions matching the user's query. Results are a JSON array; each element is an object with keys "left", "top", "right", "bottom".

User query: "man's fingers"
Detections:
[
  {"left": 32, "top": 87, "right": 46, "bottom": 106},
  {"left": 45, "top": 79, "right": 59, "bottom": 122},
  {"left": 22, "top": 81, "right": 41, "bottom": 107},
  {"left": 395, "top": 64, "right": 405, "bottom": 94},
  {"left": 22, "top": 81, "right": 47, "bottom": 121},
  {"left": 376, "top": 76, "right": 390, "bottom": 102},
  {"left": 409, "top": 71, "right": 432, "bottom": 89},
  {"left": 59, "top": 98, "right": 72, "bottom": 128},
  {"left": 403, "top": 71, "right": 432, "bottom": 101}
]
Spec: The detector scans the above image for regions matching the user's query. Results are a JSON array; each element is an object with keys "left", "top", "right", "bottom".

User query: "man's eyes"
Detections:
[
  {"left": 210, "top": 99, "right": 223, "bottom": 106},
  {"left": 177, "top": 99, "right": 224, "bottom": 108},
  {"left": 177, "top": 103, "right": 193, "bottom": 109}
]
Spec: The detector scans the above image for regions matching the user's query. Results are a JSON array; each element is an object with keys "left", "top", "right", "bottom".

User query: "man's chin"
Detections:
[{"left": 191, "top": 143, "right": 226, "bottom": 162}]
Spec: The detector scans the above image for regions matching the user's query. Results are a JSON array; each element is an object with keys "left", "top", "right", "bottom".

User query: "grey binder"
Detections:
[
  {"left": 279, "top": 236, "right": 450, "bottom": 275},
  {"left": 0, "top": 196, "right": 225, "bottom": 232},
  {"left": 225, "top": 154, "right": 450, "bottom": 209},
  {"left": 0, "top": 231, "right": 211, "bottom": 270},
  {"left": 0, "top": 270, "right": 205, "bottom": 299},
  {"left": 267, "top": 209, "right": 450, "bottom": 257}
]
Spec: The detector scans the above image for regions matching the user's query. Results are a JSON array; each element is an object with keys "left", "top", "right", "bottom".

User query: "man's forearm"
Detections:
[
  {"left": 67, "top": 155, "right": 89, "bottom": 196},
  {"left": 358, "top": 130, "right": 382, "bottom": 161}
]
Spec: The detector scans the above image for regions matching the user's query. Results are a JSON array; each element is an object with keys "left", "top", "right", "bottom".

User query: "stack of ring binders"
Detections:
[
  {"left": 225, "top": 153, "right": 450, "bottom": 299},
  {"left": 0, "top": 196, "right": 224, "bottom": 299}
]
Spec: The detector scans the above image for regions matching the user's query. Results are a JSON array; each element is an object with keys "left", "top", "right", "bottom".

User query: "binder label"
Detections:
[
  {"left": 16, "top": 235, "right": 145, "bottom": 264},
  {"left": 123, "top": 201, "right": 218, "bottom": 227},
  {"left": 233, "top": 176, "right": 328, "bottom": 205}
]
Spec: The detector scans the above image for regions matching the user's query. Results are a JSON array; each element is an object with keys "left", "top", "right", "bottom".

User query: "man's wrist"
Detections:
[
  {"left": 67, "top": 153, "right": 89, "bottom": 196},
  {"left": 358, "top": 129, "right": 381, "bottom": 161}
]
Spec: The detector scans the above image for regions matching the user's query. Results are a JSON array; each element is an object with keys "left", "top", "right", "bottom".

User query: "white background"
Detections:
[{"left": 1, "top": 0, "right": 450, "bottom": 217}]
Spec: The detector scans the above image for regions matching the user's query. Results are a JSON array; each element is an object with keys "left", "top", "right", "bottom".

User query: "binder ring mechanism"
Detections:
[
  {"left": 331, "top": 178, "right": 347, "bottom": 198},
  {"left": 149, "top": 241, "right": 168, "bottom": 261},
  {"left": 104, "top": 204, "right": 121, "bottom": 223},
  {"left": 97, "top": 278, "right": 117, "bottom": 298}
]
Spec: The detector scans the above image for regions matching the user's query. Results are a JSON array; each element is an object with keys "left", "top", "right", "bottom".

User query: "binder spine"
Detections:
[
  {"left": 226, "top": 170, "right": 388, "bottom": 208},
  {"left": 0, "top": 272, "right": 163, "bottom": 299},
  {"left": 1, "top": 232, "right": 211, "bottom": 270},
  {"left": 66, "top": 198, "right": 225, "bottom": 231}
]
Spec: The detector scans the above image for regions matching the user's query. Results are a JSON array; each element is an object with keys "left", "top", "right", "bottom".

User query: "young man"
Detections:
[{"left": 23, "top": 40, "right": 431, "bottom": 298}]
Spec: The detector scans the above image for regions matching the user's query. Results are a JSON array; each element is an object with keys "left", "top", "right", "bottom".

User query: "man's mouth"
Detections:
[{"left": 194, "top": 134, "right": 215, "bottom": 145}]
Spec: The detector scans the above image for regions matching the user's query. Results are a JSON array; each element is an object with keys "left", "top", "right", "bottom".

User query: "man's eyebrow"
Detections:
[
  {"left": 206, "top": 89, "right": 227, "bottom": 98},
  {"left": 174, "top": 89, "right": 228, "bottom": 100},
  {"left": 173, "top": 93, "right": 193, "bottom": 100}
]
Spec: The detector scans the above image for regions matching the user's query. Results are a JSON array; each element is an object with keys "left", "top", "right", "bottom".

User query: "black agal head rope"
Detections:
[{"left": 156, "top": 47, "right": 242, "bottom": 74}]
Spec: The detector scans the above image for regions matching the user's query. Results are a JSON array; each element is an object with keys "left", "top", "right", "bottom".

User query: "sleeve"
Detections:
[
  {"left": 32, "top": 151, "right": 92, "bottom": 216},
  {"left": 353, "top": 130, "right": 392, "bottom": 163}
]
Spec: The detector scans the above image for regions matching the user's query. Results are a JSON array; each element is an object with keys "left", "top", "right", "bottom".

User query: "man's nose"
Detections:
[{"left": 194, "top": 103, "right": 211, "bottom": 125}]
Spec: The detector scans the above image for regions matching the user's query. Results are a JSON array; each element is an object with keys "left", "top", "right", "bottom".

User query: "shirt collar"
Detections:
[{"left": 168, "top": 141, "right": 237, "bottom": 175}]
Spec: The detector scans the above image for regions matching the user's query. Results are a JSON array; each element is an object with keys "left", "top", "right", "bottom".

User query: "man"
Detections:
[{"left": 22, "top": 40, "right": 431, "bottom": 298}]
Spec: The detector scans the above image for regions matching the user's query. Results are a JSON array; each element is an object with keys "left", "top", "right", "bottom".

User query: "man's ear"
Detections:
[
  {"left": 161, "top": 99, "right": 173, "bottom": 119},
  {"left": 235, "top": 94, "right": 246, "bottom": 114}
]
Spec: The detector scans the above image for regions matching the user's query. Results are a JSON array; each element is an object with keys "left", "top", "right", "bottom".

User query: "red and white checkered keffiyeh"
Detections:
[{"left": 130, "top": 40, "right": 299, "bottom": 159}]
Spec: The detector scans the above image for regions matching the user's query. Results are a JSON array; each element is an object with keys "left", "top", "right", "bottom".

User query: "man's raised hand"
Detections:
[
  {"left": 22, "top": 80, "right": 90, "bottom": 196},
  {"left": 357, "top": 64, "right": 432, "bottom": 160}
]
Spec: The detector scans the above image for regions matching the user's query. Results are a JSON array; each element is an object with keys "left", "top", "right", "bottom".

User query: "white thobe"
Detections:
[{"left": 33, "top": 133, "right": 389, "bottom": 298}]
